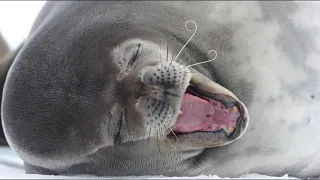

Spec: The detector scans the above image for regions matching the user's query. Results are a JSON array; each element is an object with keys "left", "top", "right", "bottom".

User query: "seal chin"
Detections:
[{"left": 166, "top": 68, "right": 249, "bottom": 148}]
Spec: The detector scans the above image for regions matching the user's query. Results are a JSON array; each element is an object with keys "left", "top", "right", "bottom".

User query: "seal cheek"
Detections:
[{"left": 134, "top": 95, "right": 177, "bottom": 138}]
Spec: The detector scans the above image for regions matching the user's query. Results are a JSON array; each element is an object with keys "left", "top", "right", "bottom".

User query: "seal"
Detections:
[
  {"left": 2, "top": 1, "right": 320, "bottom": 178},
  {"left": 0, "top": 34, "right": 21, "bottom": 145},
  {"left": 0, "top": 34, "right": 10, "bottom": 145}
]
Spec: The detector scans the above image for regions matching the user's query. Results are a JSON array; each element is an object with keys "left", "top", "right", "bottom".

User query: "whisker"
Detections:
[
  {"left": 176, "top": 54, "right": 188, "bottom": 69},
  {"left": 170, "top": 20, "right": 218, "bottom": 71},
  {"left": 145, "top": 123, "right": 152, "bottom": 149},
  {"left": 186, "top": 50, "right": 218, "bottom": 68},
  {"left": 123, "top": 109, "right": 131, "bottom": 139},
  {"left": 143, "top": 112, "right": 153, "bottom": 148},
  {"left": 157, "top": 129, "right": 162, "bottom": 153},
  {"left": 174, "top": 20, "right": 197, "bottom": 62},
  {"left": 176, "top": 49, "right": 217, "bottom": 73},
  {"left": 170, "top": 127, "right": 179, "bottom": 142},
  {"left": 176, "top": 52, "right": 191, "bottom": 71},
  {"left": 167, "top": 138, "right": 178, "bottom": 151},
  {"left": 166, "top": 51, "right": 175, "bottom": 73},
  {"left": 155, "top": 42, "right": 162, "bottom": 74},
  {"left": 159, "top": 43, "right": 162, "bottom": 70},
  {"left": 163, "top": 125, "right": 178, "bottom": 151},
  {"left": 166, "top": 41, "right": 169, "bottom": 64},
  {"left": 167, "top": 41, "right": 174, "bottom": 71}
]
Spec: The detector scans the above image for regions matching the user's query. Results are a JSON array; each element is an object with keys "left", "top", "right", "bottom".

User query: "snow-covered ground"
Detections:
[
  {"left": 0, "top": 1, "right": 299, "bottom": 179},
  {"left": 0, "top": 146, "right": 296, "bottom": 179}
]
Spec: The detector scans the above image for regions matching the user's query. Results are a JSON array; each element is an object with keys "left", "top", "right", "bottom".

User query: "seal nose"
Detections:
[{"left": 139, "top": 61, "right": 192, "bottom": 89}]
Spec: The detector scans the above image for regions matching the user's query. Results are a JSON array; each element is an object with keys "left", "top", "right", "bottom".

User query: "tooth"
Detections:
[
  {"left": 228, "top": 126, "right": 235, "bottom": 132},
  {"left": 231, "top": 106, "right": 238, "bottom": 112},
  {"left": 179, "top": 110, "right": 183, "bottom": 115},
  {"left": 223, "top": 126, "right": 235, "bottom": 136}
]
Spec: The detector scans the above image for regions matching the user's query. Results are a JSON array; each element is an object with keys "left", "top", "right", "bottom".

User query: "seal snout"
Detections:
[
  {"left": 111, "top": 38, "right": 248, "bottom": 148},
  {"left": 134, "top": 61, "right": 192, "bottom": 138}
]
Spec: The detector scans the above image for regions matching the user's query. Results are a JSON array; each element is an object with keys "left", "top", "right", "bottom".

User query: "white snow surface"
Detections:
[{"left": 0, "top": 147, "right": 296, "bottom": 179}]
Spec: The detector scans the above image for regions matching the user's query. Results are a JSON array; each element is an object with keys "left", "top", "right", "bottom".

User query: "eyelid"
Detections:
[{"left": 129, "top": 43, "right": 142, "bottom": 66}]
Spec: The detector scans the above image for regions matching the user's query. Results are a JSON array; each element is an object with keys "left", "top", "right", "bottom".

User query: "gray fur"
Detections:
[
  {"left": 1, "top": 1, "right": 320, "bottom": 178},
  {"left": 0, "top": 34, "right": 21, "bottom": 145},
  {"left": 0, "top": 34, "right": 9, "bottom": 145}
]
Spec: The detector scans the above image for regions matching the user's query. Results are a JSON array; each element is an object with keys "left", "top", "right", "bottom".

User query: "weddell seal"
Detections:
[
  {"left": 0, "top": 34, "right": 22, "bottom": 145},
  {"left": 0, "top": 34, "right": 10, "bottom": 145},
  {"left": 1, "top": 1, "right": 320, "bottom": 178}
]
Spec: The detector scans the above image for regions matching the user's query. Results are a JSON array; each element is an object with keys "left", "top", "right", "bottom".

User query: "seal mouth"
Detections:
[{"left": 166, "top": 70, "right": 249, "bottom": 147}]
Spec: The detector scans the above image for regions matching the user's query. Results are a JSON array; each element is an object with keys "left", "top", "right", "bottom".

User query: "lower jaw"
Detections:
[{"left": 164, "top": 130, "right": 233, "bottom": 149}]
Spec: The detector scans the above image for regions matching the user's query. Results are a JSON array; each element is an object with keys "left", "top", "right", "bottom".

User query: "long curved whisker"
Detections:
[
  {"left": 186, "top": 50, "right": 218, "bottom": 68},
  {"left": 174, "top": 20, "right": 197, "bottom": 62},
  {"left": 170, "top": 20, "right": 218, "bottom": 71}
]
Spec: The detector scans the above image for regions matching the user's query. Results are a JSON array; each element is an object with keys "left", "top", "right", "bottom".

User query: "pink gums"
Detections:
[{"left": 173, "top": 93, "right": 240, "bottom": 133}]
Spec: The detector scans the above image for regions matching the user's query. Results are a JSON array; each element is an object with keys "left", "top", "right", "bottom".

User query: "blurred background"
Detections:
[{"left": 0, "top": 1, "right": 46, "bottom": 50}]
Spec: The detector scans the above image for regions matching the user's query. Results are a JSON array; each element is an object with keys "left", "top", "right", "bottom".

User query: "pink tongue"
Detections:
[{"left": 173, "top": 93, "right": 239, "bottom": 133}]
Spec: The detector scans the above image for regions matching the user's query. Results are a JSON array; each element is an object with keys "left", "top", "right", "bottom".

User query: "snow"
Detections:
[{"left": 0, "top": 147, "right": 296, "bottom": 179}]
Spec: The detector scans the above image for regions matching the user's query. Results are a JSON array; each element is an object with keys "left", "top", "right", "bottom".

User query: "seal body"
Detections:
[
  {"left": 0, "top": 34, "right": 10, "bottom": 145},
  {"left": 2, "top": 1, "right": 320, "bottom": 178},
  {"left": 0, "top": 34, "right": 20, "bottom": 145}
]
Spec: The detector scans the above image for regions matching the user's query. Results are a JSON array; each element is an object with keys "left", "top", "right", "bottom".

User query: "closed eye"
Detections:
[{"left": 128, "top": 43, "right": 142, "bottom": 67}]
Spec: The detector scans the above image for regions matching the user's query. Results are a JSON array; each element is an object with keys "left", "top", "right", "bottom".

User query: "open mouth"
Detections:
[{"left": 166, "top": 70, "right": 249, "bottom": 146}]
